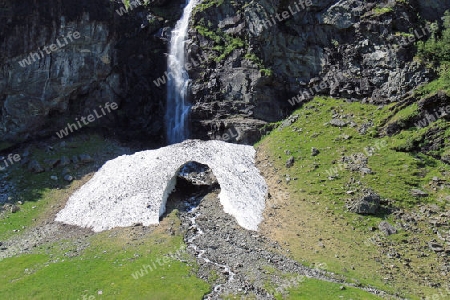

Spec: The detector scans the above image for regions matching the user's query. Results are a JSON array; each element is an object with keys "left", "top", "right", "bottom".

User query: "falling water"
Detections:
[{"left": 165, "top": 0, "right": 198, "bottom": 144}]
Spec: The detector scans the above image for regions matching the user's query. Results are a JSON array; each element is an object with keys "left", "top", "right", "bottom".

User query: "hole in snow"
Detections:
[{"left": 162, "top": 161, "right": 220, "bottom": 217}]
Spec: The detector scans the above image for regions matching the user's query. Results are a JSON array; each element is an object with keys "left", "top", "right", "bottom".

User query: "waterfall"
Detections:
[{"left": 165, "top": 0, "right": 198, "bottom": 144}]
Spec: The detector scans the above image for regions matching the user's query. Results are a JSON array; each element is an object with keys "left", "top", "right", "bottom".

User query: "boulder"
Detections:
[
  {"left": 378, "top": 221, "right": 397, "bottom": 236},
  {"left": 348, "top": 191, "right": 381, "bottom": 215}
]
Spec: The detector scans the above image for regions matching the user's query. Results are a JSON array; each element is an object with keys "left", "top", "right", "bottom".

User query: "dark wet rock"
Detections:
[
  {"left": 178, "top": 162, "right": 218, "bottom": 186},
  {"left": 71, "top": 156, "right": 79, "bottom": 164},
  {"left": 62, "top": 167, "right": 71, "bottom": 175}
]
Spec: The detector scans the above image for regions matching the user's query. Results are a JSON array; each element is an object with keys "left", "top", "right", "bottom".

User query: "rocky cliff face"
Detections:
[
  {"left": 188, "top": 0, "right": 450, "bottom": 143},
  {"left": 0, "top": 0, "right": 449, "bottom": 146},
  {"left": 0, "top": 0, "right": 179, "bottom": 145}
]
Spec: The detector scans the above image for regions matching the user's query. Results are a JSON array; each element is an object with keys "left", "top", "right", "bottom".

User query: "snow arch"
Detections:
[{"left": 56, "top": 140, "right": 267, "bottom": 232}]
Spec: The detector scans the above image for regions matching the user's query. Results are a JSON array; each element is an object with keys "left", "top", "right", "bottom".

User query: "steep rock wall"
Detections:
[{"left": 187, "top": 0, "right": 450, "bottom": 143}]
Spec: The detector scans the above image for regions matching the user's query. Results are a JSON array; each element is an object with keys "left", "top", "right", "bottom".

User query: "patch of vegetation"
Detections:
[
  {"left": 415, "top": 10, "right": 450, "bottom": 97},
  {"left": 0, "top": 134, "right": 210, "bottom": 298},
  {"left": 0, "top": 141, "right": 14, "bottom": 152},
  {"left": 372, "top": 6, "right": 394, "bottom": 16},
  {"left": 245, "top": 53, "right": 273, "bottom": 76},
  {"left": 194, "top": 22, "right": 246, "bottom": 62},
  {"left": 417, "top": 11, "right": 450, "bottom": 65},
  {"left": 0, "top": 134, "right": 119, "bottom": 241},
  {"left": 257, "top": 96, "right": 450, "bottom": 299},
  {"left": 193, "top": 0, "right": 224, "bottom": 13},
  {"left": 0, "top": 215, "right": 209, "bottom": 299},
  {"left": 194, "top": 18, "right": 273, "bottom": 74}
]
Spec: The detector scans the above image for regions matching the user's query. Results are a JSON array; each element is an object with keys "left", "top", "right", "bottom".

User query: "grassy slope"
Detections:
[
  {"left": 0, "top": 227, "right": 208, "bottom": 299},
  {"left": 257, "top": 95, "right": 450, "bottom": 299},
  {"left": 0, "top": 135, "right": 210, "bottom": 299}
]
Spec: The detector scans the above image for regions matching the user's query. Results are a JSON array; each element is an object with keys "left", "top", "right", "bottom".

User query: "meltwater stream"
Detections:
[{"left": 165, "top": 0, "right": 198, "bottom": 144}]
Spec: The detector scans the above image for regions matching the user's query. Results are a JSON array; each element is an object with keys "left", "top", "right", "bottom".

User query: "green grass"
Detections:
[
  {"left": 1, "top": 135, "right": 119, "bottom": 241},
  {"left": 0, "top": 224, "right": 209, "bottom": 299},
  {"left": 193, "top": 0, "right": 224, "bottom": 13},
  {"left": 284, "top": 278, "right": 382, "bottom": 300},
  {"left": 415, "top": 75, "right": 450, "bottom": 98},
  {"left": 257, "top": 96, "right": 450, "bottom": 299},
  {"left": 372, "top": 6, "right": 394, "bottom": 16},
  {"left": 0, "top": 134, "right": 210, "bottom": 299}
]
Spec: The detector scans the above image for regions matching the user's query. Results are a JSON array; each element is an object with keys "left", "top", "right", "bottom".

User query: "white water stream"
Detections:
[
  {"left": 184, "top": 201, "right": 236, "bottom": 298},
  {"left": 165, "top": 0, "right": 198, "bottom": 144}
]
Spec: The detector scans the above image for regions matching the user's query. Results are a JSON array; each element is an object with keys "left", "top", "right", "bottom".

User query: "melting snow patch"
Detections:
[{"left": 55, "top": 140, "right": 267, "bottom": 232}]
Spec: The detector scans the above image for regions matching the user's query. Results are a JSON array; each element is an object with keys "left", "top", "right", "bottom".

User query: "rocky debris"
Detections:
[
  {"left": 311, "top": 147, "right": 320, "bottom": 156},
  {"left": 342, "top": 153, "right": 368, "bottom": 172},
  {"left": 285, "top": 156, "right": 295, "bottom": 168},
  {"left": 329, "top": 119, "right": 348, "bottom": 127},
  {"left": 177, "top": 192, "right": 391, "bottom": 299},
  {"left": 178, "top": 162, "right": 218, "bottom": 186},
  {"left": 411, "top": 189, "right": 429, "bottom": 197},
  {"left": 358, "top": 122, "right": 373, "bottom": 135},
  {"left": 348, "top": 191, "right": 381, "bottom": 215},
  {"left": 28, "top": 160, "right": 44, "bottom": 173},
  {"left": 379, "top": 221, "right": 397, "bottom": 236},
  {"left": 279, "top": 115, "right": 299, "bottom": 130},
  {"left": 0, "top": 222, "right": 92, "bottom": 261}
]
